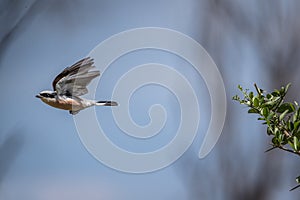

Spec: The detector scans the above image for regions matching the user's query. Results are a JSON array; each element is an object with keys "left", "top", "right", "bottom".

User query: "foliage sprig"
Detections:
[{"left": 233, "top": 83, "right": 300, "bottom": 190}]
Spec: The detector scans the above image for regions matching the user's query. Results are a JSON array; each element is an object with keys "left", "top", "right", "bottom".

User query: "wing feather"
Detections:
[{"left": 52, "top": 57, "right": 100, "bottom": 96}]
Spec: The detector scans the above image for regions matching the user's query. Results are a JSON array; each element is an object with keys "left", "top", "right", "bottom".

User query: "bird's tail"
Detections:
[{"left": 95, "top": 101, "right": 118, "bottom": 106}]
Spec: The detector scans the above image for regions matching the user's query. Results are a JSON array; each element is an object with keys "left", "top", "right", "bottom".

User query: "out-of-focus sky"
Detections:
[{"left": 0, "top": 1, "right": 299, "bottom": 200}]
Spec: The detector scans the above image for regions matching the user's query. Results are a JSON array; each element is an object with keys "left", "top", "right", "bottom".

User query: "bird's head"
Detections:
[{"left": 36, "top": 90, "right": 57, "bottom": 100}]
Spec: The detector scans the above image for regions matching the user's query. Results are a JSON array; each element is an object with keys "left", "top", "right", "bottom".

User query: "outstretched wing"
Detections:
[{"left": 52, "top": 57, "right": 100, "bottom": 96}]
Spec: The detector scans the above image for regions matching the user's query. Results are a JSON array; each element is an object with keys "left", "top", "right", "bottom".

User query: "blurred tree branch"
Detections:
[
  {"left": 0, "top": 130, "right": 24, "bottom": 187},
  {"left": 0, "top": 0, "right": 38, "bottom": 61}
]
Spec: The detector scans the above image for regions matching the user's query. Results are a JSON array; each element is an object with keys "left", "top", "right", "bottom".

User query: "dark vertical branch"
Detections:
[
  {"left": 0, "top": 0, "right": 39, "bottom": 62},
  {"left": 0, "top": 130, "right": 24, "bottom": 187}
]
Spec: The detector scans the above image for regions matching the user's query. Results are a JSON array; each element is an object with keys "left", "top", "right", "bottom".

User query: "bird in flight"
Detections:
[{"left": 36, "top": 57, "right": 118, "bottom": 114}]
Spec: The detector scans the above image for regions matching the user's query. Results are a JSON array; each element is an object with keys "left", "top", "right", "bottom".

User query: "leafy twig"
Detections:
[{"left": 233, "top": 83, "right": 300, "bottom": 190}]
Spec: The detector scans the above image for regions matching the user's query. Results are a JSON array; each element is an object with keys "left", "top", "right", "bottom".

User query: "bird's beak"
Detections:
[{"left": 35, "top": 94, "right": 42, "bottom": 98}]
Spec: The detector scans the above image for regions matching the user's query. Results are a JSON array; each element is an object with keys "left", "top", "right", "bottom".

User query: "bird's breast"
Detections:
[{"left": 41, "top": 97, "right": 82, "bottom": 111}]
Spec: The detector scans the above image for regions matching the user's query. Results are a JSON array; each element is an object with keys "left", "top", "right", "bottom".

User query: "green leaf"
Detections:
[
  {"left": 253, "top": 97, "right": 259, "bottom": 107},
  {"left": 249, "top": 92, "right": 254, "bottom": 99},
  {"left": 272, "top": 137, "right": 279, "bottom": 145},
  {"left": 267, "top": 127, "right": 273, "bottom": 135},
  {"left": 248, "top": 108, "right": 259, "bottom": 114},
  {"left": 279, "top": 86, "right": 285, "bottom": 95},
  {"left": 293, "top": 136, "right": 299, "bottom": 151},
  {"left": 261, "top": 107, "right": 269, "bottom": 118},
  {"left": 285, "top": 83, "right": 291, "bottom": 93},
  {"left": 278, "top": 134, "right": 284, "bottom": 142},
  {"left": 272, "top": 90, "right": 281, "bottom": 97},
  {"left": 277, "top": 102, "right": 295, "bottom": 113},
  {"left": 294, "top": 131, "right": 300, "bottom": 138},
  {"left": 238, "top": 85, "right": 243, "bottom": 91},
  {"left": 297, "top": 108, "right": 300, "bottom": 119},
  {"left": 267, "top": 112, "right": 275, "bottom": 121},
  {"left": 292, "top": 112, "right": 298, "bottom": 122},
  {"left": 288, "top": 121, "right": 294, "bottom": 132},
  {"left": 232, "top": 95, "right": 239, "bottom": 101},
  {"left": 294, "top": 121, "right": 300, "bottom": 132},
  {"left": 279, "top": 109, "right": 289, "bottom": 121},
  {"left": 266, "top": 96, "right": 279, "bottom": 103}
]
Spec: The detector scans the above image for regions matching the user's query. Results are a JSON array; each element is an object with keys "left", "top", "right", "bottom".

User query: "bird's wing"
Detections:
[{"left": 52, "top": 57, "right": 100, "bottom": 96}]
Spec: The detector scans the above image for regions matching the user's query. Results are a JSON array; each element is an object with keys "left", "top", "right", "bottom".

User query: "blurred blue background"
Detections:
[{"left": 0, "top": 0, "right": 300, "bottom": 199}]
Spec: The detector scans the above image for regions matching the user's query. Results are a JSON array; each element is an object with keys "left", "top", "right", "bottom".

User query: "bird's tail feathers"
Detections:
[{"left": 95, "top": 101, "right": 118, "bottom": 106}]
